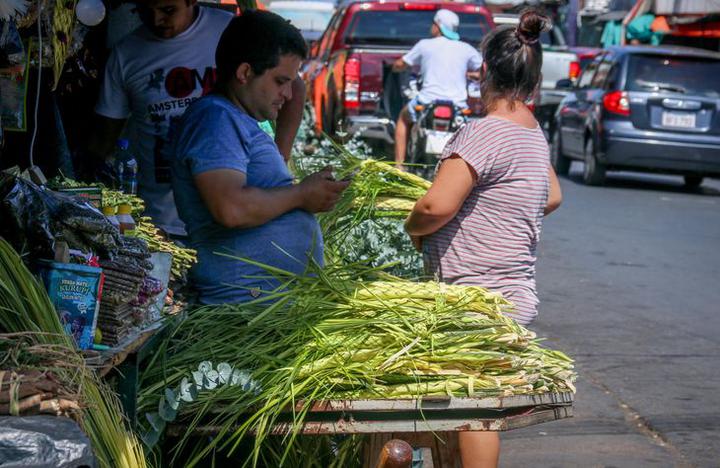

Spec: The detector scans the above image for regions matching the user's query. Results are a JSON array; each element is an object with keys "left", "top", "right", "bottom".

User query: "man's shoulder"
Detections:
[
  {"left": 182, "top": 96, "right": 257, "bottom": 133},
  {"left": 199, "top": 6, "right": 234, "bottom": 27},
  {"left": 459, "top": 40, "right": 480, "bottom": 54},
  {"left": 112, "top": 26, "right": 150, "bottom": 52},
  {"left": 416, "top": 38, "right": 435, "bottom": 48}
]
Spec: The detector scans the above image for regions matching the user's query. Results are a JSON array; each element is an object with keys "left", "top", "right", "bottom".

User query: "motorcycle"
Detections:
[{"left": 406, "top": 100, "right": 470, "bottom": 179}]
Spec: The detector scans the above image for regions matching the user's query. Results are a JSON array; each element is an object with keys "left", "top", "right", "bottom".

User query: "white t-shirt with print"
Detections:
[
  {"left": 96, "top": 7, "right": 233, "bottom": 235},
  {"left": 402, "top": 36, "right": 483, "bottom": 107}
]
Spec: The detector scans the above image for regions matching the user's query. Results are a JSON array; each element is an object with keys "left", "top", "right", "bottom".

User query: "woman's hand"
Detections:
[{"left": 410, "top": 234, "right": 423, "bottom": 252}]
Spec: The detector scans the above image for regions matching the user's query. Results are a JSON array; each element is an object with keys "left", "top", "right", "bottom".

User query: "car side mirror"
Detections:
[{"left": 556, "top": 78, "right": 574, "bottom": 89}]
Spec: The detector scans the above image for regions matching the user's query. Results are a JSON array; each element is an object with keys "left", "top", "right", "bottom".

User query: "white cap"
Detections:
[{"left": 434, "top": 9, "right": 460, "bottom": 41}]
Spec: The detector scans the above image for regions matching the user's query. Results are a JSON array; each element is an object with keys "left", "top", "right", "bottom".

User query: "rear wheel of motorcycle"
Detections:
[{"left": 406, "top": 128, "right": 420, "bottom": 165}]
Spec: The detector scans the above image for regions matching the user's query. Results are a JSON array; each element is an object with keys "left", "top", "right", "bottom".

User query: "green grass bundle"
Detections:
[
  {"left": 138, "top": 261, "right": 575, "bottom": 467},
  {"left": 0, "top": 239, "right": 146, "bottom": 468}
]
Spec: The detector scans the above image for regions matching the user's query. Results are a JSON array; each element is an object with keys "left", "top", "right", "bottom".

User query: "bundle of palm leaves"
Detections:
[
  {"left": 0, "top": 238, "right": 146, "bottom": 468},
  {"left": 137, "top": 260, "right": 575, "bottom": 467}
]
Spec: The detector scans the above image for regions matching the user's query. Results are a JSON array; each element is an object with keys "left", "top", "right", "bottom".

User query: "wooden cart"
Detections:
[{"left": 172, "top": 392, "right": 574, "bottom": 467}]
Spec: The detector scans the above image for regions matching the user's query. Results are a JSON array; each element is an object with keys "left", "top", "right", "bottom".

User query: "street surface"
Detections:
[{"left": 501, "top": 163, "right": 720, "bottom": 467}]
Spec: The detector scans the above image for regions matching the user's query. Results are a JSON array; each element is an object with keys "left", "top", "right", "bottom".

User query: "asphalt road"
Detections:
[{"left": 501, "top": 164, "right": 720, "bottom": 468}]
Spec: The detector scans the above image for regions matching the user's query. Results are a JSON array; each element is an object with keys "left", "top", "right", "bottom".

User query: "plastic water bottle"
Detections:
[
  {"left": 114, "top": 139, "right": 137, "bottom": 195},
  {"left": 123, "top": 157, "right": 138, "bottom": 195}
]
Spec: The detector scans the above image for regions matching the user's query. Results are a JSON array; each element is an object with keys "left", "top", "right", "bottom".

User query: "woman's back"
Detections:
[{"left": 423, "top": 116, "right": 550, "bottom": 324}]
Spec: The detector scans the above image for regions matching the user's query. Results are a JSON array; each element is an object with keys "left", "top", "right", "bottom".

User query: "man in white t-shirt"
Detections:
[
  {"left": 88, "top": 0, "right": 305, "bottom": 236},
  {"left": 392, "top": 9, "right": 482, "bottom": 168}
]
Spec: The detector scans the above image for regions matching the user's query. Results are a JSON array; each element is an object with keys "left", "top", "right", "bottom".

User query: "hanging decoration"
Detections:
[
  {"left": 51, "top": 0, "right": 77, "bottom": 89},
  {"left": 75, "top": 0, "right": 103, "bottom": 26}
]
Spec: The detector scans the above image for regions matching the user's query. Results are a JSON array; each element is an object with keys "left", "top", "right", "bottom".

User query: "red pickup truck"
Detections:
[{"left": 303, "top": 0, "right": 494, "bottom": 145}]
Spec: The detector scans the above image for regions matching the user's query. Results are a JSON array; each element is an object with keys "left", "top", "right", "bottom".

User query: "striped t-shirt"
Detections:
[{"left": 423, "top": 116, "right": 550, "bottom": 325}]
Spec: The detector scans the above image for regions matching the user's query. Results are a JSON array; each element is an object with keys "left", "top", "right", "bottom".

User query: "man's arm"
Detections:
[
  {"left": 87, "top": 115, "right": 127, "bottom": 159},
  {"left": 394, "top": 41, "right": 421, "bottom": 72},
  {"left": 392, "top": 57, "right": 409, "bottom": 72},
  {"left": 88, "top": 47, "right": 130, "bottom": 175},
  {"left": 83, "top": 115, "right": 127, "bottom": 180},
  {"left": 274, "top": 77, "right": 306, "bottom": 162},
  {"left": 194, "top": 167, "right": 349, "bottom": 229}
]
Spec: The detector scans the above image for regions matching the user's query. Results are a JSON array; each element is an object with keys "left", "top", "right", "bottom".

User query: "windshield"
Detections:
[
  {"left": 343, "top": 10, "right": 490, "bottom": 47},
  {"left": 627, "top": 55, "right": 720, "bottom": 98},
  {"left": 271, "top": 8, "right": 333, "bottom": 31}
]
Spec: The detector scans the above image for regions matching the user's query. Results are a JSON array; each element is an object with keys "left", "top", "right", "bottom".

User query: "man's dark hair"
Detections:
[{"left": 216, "top": 10, "right": 308, "bottom": 83}]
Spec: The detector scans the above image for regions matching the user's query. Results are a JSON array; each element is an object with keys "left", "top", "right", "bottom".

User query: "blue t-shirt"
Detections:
[{"left": 169, "top": 95, "right": 323, "bottom": 304}]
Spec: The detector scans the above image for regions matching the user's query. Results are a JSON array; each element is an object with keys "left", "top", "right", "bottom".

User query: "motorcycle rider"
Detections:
[{"left": 392, "top": 9, "right": 483, "bottom": 170}]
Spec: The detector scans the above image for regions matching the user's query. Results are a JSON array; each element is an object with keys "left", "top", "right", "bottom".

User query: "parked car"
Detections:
[
  {"left": 492, "top": 13, "right": 580, "bottom": 138},
  {"left": 269, "top": 1, "right": 335, "bottom": 45},
  {"left": 551, "top": 45, "right": 720, "bottom": 187},
  {"left": 302, "top": 0, "right": 494, "bottom": 143}
]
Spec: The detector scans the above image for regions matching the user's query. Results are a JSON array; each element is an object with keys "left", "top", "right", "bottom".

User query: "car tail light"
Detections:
[
  {"left": 401, "top": 3, "right": 437, "bottom": 10},
  {"left": 603, "top": 90, "right": 630, "bottom": 116},
  {"left": 343, "top": 55, "right": 360, "bottom": 109},
  {"left": 569, "top": 61, "right": 581, "bottom": 80},
  {"left": 527, "top": 102, "right": 536, "bottom": 113},
  {"left": 433, "top": 106, "right": 452, "bottom": 119}
]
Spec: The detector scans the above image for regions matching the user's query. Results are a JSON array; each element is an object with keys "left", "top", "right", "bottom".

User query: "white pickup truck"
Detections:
[{"left": 492, "top": 14, "right": 580, "bottom": 137}]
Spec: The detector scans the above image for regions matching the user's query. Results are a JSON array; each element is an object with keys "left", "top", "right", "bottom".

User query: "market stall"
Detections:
[
  {"left": 1, "top": 0, "right": 578, "bottom": 464},
  {"left": 0, "top": 142, "right": 578, "bottom": 466}
]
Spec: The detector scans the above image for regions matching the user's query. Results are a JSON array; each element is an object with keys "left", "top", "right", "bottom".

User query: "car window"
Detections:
[
  {"left": 626, "top": 54, "right": 720, "bottom": 97},
  {"left": 270, "top": 8, "right": 334, "bottom": 32},
  {"left": 343, "top": 10, "right": 491, "bottom": 47},
  {"left": 604, "top": 63, "right": 621, "bottom": 90},
  {"left": 577, "top": 58, "right": 599, "bottom": 89},
  {"left": 317, "top": 10, "right": 342, "bottom": 59},
  {"left": 591, "top": 59, "right": 612, "bottom": 88}
]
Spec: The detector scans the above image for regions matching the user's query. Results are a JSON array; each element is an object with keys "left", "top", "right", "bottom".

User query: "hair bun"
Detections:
[{"left": 516, "top": 10, "right": 551, "bottom": 45}]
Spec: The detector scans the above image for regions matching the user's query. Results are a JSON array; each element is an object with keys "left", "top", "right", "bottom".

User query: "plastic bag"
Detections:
[
  {"left": 0, "top": 415, "right": 95, "bottom": 467},
  {"left": 0, "top": 173, "right": 120, "bottom": 262}
]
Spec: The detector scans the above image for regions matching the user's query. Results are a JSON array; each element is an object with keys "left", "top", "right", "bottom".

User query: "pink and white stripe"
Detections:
[{"left": 424, "top": 117, "right": 550, "bottom": 325}]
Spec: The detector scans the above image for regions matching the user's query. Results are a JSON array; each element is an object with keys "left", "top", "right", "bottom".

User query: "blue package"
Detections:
[{"left": 38, "top": 261, "right": 102, "bottom": 350}]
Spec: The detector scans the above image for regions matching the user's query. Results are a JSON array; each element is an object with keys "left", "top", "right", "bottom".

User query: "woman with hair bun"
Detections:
[{"left": 405, "top": 10, "right": 563, "bottom": 466}]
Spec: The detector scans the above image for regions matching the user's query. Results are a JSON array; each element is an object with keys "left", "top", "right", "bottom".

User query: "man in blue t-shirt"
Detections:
[{"left": 170, "top": 11, "right": 349, "bottom": 304}]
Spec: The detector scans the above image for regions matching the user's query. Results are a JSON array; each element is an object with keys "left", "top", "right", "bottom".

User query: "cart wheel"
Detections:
[{"left": 376, "top": 439, "right": 413, "bottom": 468}]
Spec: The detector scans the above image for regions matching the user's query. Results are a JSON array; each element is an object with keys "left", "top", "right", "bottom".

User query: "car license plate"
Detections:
[
  {"left": 662, "top": 111, "right": 696, "bottom": 129},
  {"left": 425, "top": 130, "right": 454, "bottom": 155}
]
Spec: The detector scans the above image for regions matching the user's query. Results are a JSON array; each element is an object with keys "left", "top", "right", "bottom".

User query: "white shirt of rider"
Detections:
[
  {"left": 402, "top": 36, "right": 483, "bottom": 107},
  {"left": 95, "top": 7, "right": 233, "bottom": 235}
]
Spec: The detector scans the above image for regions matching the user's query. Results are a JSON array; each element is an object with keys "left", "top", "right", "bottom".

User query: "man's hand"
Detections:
[
  {"left": 392, "top": 57, "right": 409, "bottom": 73},
  {"left": 466, "top": 70, "right": 481, "bottom": 81},
  {"left": 85, "top": 115, "right": 127, "bottom": 182},
  {"left": 298, "top": 167, "right": 351, "bottom": 213}
]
